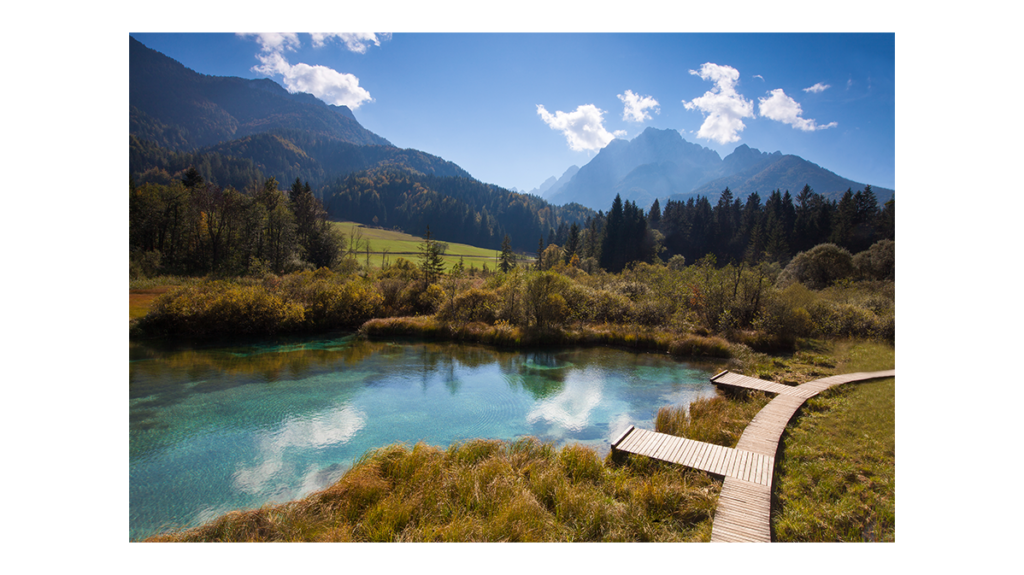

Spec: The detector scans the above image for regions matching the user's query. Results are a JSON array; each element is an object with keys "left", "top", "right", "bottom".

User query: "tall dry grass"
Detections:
[
  {"left": 655, "top": 391, "right": 772, "bottom": 447},
  {"left": 148, "top": 437, "right": 720, "bottom": 542}
]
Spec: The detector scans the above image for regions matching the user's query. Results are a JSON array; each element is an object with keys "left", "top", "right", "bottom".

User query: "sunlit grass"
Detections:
[
  {"left": 771, "top": 340, "right": 895, "bottom": 541},
  {"left": 332, "top": 221, "right": 505, "bottom": 270},
  {"left": 655, "top": 391, "right": 772, "bottom": 448}
]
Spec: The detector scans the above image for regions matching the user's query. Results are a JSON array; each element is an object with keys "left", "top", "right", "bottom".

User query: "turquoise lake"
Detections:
[{"left": 129, "top": 333, "right": 723, "bottom": 540}]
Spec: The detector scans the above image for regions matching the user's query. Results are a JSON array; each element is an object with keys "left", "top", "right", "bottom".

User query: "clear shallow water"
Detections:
[{"left": 129, "top": 333, "right": 722, "bottom": 540}]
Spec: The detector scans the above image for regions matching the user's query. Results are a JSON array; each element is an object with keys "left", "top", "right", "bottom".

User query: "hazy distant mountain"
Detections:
[
  {"left": 129, "top": 36, "right": 391, "bottom": 150},
  {"left": 547, "top": 128, "right": 721, "bottom": 210},
  {"left": 528, "top": 165, "right": 579, "bottom": 198},
  {"left": 542, "top": 127, "right": 893, "bottom": 211},
  {"left": 687, "top": 153, "right": 894, "bottom": 205}
]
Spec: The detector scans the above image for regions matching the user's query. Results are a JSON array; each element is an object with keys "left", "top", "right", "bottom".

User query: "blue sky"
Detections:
[{"left": 131, "top": 32, "right": 894, "bottom": 195}]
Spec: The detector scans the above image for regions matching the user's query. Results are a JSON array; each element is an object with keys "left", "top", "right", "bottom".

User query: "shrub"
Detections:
[
  {"left": 778, "top": 243, "right": 854, "bottom": 290},
  {"left": 852, "top": 239, "right": 895, "bottom": 281},
  {"left": 808, "top": 301, "right": 881, "bottom": 338},
  {"left": 299, "top": 278, "right": 383, "bottom": 328},
  {"left": 437, "top": 287, "right": 499, "bottom": 324},
  {"left": 667, "top": 254, "right": 686, "bottom": 271},
  {"left": 590, "top": 289, "right": 632, "bottom": 323},
  {"left": 143, "top": 281, "right": 305, "bottom": 337}
]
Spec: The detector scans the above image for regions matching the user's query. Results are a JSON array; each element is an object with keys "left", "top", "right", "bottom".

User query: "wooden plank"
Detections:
[
  {"left": 709, "top": 446, "right": 730, "bottom": 475},
  {"left": 643, "top": 432, "right": 669, "bottom": 459},
  {"left": 611, "top": 425, "right": 634, "bottom": 449},
  {"left": 695, "top": 442, "right": 715, "bottom": 470},
  {"left": 751, "top": 453, "right": 764, "bottom": 484},
  {"left": 662, "top": 436, "right": 685, "bottom": 462},
  {"left": 677, "top": 438, "right": 699, "bottom": 467},
  {"left": 690, "top": 441, "right": 711, "bottom": 469},
  {"left": 665, "top": 435, "right": 688, "bottom": 464},
  {"left": 631, "top": 430, "right": 655, "bottom": 455},
  {"left": 707, "top": 444, "right": 726, "bottom": 474},
  {"left": 665, "top": 437, "right": 687, "bottom": 464},
  {"left": 652, "top": 434, "right": 677, "bottom": 461},
  {"left": 617, "top": 428, "right": 643, "bottom": 453},
  {"left": 678, "top": 438, "right": 701, "bottom": 467},
  {"left": 630, "top": 430, "right": 654, "bottom": 456},
  {"left": 735, "top": 450, "right": 749, "bottom": 482},
  {"left": 720, "top": 448, "right": 736, "bottom": 477},
  {"left": 706, "top": 444, "right": 725, "bottom": 472}
]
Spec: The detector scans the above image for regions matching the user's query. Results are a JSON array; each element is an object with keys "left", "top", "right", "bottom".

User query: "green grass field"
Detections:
[{"left": 332, "top": 221, "right": 519, "bottom": 271}]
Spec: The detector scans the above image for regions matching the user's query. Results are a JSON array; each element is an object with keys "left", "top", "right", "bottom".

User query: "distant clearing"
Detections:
[{"left": 332, "top": 221, "right": 519, "bottom": 270}]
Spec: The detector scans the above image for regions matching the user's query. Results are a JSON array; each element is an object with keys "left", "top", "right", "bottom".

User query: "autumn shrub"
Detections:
[
  {"left": 628, "top": 297, "right": 673, "bottom": 326},
  {"left": 589, "top": 289, "right": 632, "bottom": 323},
  {"left": 142, "top": 281, "right": 305, "bottom": 337},
  {"left": 375, "top": 277, "right": 409, "bottom": 316},
  {"left": 608, "top": 280, "right": 650, "bottom": 301},
  {"left": 300, "top": 279, "right": 383, "bottom": 328},
  {"left": 436, "top": 287, "right": 499, "bottom": 324},
  {"left": 666, "top": 334, "right": 731, "bottom": 358},
  {"left": 808, "top": 301, "right": 882, "bottom": 338},
  {"left": 523, "top": 272, "right": 573, "bottom": 327}
]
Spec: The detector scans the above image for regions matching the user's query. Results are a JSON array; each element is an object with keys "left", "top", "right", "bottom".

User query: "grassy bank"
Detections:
[
  {"left": 360, "top": 316, "right": 733, "bottom": 359},
  {"left": 771, "top": 341, "right": 896, "bottom": 541},
  {"left": 148, "top": 438, "right": 720, "bottom": 542}
]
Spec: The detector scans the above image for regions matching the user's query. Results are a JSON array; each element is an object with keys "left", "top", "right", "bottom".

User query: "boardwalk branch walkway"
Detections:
[{"left": 610, "top": 369, "right": 896, "bottom": 542}]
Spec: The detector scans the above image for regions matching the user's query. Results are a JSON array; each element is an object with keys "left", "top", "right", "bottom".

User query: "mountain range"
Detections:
[
  {"left": 129, "top": 37, "right": 471, "bottom": 189},
  {"left": 534, "top": 127, "right": 894, "bottom": 211},
  {"left": 130, "top": 36, "right": 892, "bottom": 232}
]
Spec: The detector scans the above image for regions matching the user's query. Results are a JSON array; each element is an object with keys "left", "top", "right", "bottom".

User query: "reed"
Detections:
[{"left": 655, "top": 391, "right": 772, "bottom": 447}]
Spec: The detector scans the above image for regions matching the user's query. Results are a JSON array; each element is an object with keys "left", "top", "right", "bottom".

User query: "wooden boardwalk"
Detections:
[
  {"left": 611, "top": 369, "right": 896, "bottom": 542},
  {"left": 611, "top": 426, "right": 774, "bottom": 486}
]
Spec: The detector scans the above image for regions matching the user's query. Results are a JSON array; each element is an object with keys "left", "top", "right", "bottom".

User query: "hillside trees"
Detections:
[
  {"left": 323, "top": 169, "right": 592, "bottom": 253},
  {"left": 130, "top": 174, "right": 342, "bottom": 277}
]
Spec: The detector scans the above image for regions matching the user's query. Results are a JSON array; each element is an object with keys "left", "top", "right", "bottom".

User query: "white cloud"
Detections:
[
  {"left": 242, "top": 33, "right": 375, "bottom": 109},
  {"left": 617, "top": 90, "right": 660, "bottom": 122},
  {"left": 239, "top": 32, "right": 301, "bottom": 54},
  {"left": 310, "top": 32, "right": 391, "bottom": 53},
  {"left": 758, "top": 88, "right": 837, "bottom": 131},
  {"left": 253, "top": 52, "right": 373, "bottom": 108},
  {"left": 537, "top": 104, "right": 624, "bottom": 151},
  {"left": 683, "top": 62, "right": 755, "bottom": 144},
  {"left": 804, "top": 82, "right": 830, "bottom": 93},
  {"left": 753, "top": 74, "right": 764, "bottom": 81}
]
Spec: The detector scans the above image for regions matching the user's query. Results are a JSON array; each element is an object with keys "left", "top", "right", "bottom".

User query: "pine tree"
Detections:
[
  {"left": 419, "top": 226, "right": 446, "bottom": 284},
  {"left": 564, "top": 222, "right": 581, "bottom": 263},
  {"left": 648, "top": 198, "right": 662, "bottom": 230},
  {"left": 600, "top": 195, "right": 626, "bottom": 272},
  {"left": 499, "top": 234, "right": 516, "bottom": 273}
]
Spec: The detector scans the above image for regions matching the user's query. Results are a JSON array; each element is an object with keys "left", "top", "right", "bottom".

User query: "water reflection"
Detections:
[{"left": 129, "top": 333, "right": 723, "bottom": 540}]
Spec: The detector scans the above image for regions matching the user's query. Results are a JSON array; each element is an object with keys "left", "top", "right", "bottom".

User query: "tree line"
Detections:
[
  {"left": 531, "top": 185, "right": 894, "bottom": 274},
  {"left": 323, "top": 168, "right": 595, "bottom": 253},
  {"left": 130, "top": 170, "right": 342, "bottom": 277}
]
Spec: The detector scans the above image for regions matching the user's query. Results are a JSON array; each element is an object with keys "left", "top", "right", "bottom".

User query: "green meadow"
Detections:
[{"left": 333, "top": 221, "right": 513, "bottom": 271}]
